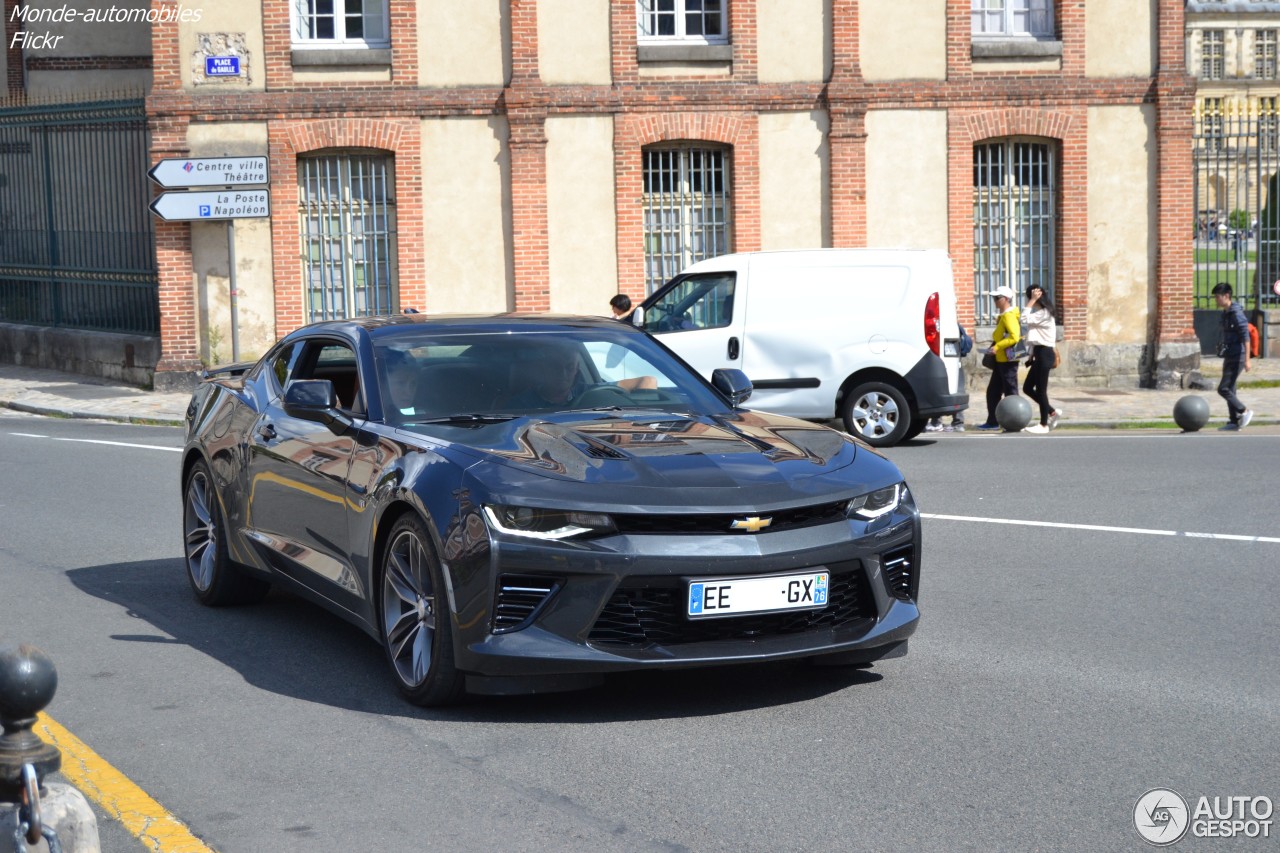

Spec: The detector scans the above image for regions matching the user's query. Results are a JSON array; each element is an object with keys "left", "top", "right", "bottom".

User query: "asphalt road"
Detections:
[{"left": 1, "top": 413, "right": 1277, "bottom": 852}]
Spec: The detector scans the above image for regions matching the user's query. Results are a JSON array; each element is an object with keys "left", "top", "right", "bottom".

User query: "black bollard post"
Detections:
[{"left": 0, "top": 644, "right": 60, "bottom": 803}]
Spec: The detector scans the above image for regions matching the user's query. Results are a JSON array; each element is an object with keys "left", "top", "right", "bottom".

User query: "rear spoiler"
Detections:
[{"left": 201, "top": 361, "right": 255, "bottom": 380}]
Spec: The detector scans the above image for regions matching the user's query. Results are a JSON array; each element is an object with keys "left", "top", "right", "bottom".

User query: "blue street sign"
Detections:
[{"left": 205, "top": 56, "right": 241, "bottom": 77}]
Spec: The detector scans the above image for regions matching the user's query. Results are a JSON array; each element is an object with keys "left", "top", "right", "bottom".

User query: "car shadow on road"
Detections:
[{"left": 68, "top": 559, "right": 882, "bottom": 723}]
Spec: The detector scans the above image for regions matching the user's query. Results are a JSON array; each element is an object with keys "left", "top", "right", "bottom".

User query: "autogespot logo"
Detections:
[{"left": 1135, "top": 789, "right": 1190, "bottom": 846}]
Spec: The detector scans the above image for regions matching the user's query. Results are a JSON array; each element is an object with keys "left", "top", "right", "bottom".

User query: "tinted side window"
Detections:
[
  {"left": 293, "top": 340, "right": 362, "bottom": 413},
  {"left": 268, "top": 343, "right": 297, "bottom": 395},
  {"left": 642, "top": 273, "right": 735, "bottom": 333}
]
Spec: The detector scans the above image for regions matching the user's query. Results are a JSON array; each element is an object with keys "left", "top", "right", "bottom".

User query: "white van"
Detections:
[{"left": 637, "top": 248, "right": 969, "bottom": 447}]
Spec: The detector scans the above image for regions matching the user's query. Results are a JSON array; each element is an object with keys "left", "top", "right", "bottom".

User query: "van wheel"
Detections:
[
  {"left": 842, "top": 382, "right": 911, "bottom": 448},
  {"left": 902, "top": 417, "right": 928, "bottom": 442}
]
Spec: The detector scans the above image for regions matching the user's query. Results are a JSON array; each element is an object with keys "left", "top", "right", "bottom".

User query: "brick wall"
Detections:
[{"left": 137, "top": 0, "right": 1195, "bottom": 383}]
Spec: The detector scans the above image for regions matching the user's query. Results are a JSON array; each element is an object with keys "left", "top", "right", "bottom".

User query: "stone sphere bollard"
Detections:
[
  {"left": 1173, "top": 395, "right": 1211, "bottom": 432},
  {"left": 995, "top": 395, "right": 1033, "bottom": 432}
]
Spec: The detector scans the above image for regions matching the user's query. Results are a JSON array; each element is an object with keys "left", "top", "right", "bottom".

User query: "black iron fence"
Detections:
[{"left": 0, "top": 98, "right": 157, "bottom": 335}]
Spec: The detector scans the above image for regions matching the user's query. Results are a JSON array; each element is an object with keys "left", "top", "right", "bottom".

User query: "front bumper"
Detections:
[{"left": 443, "top": 505, "right": 921, "bottom": 679}]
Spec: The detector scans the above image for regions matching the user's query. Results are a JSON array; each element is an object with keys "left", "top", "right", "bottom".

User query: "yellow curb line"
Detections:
[{"left": 36, "top": 712, "right": 216, "bottom": 853}]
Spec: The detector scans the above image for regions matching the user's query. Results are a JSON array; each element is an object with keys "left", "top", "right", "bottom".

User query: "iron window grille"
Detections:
[
  {"left": 1260, "top": 98, "right": 1280, "bottom": 154},
  {"left": 298, "top": 153, "right": 397, "bottom": 323},
  {"left": 973, "top": 140, "right": 1057, "bottom": 325},
  {"left": 1203, "top": 30, "right": 1225, "bottom": 80},
  {"left": 642, "top": 145, "right": 732, "bottom": 293},
  {"left": 970, "top": 0, "right": 1054, "bottom": 38},
  {"left": 292, "top": 0, "right": 389, "bottom": 47},
  {"left": 1257, "top": 30, "right": 1278, "bottom": 80},
  {"left": 637, "top": 0, "right": 728, "bottom": 43}
]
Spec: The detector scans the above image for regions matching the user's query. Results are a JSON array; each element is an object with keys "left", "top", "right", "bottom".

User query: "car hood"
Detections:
[{"left": 398, "top": 409, "right": 859, "bottom": 490}]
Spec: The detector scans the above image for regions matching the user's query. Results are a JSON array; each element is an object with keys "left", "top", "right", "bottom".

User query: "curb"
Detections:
[{"left": 0, "top": 400, "right": 185, "bottom": 427}]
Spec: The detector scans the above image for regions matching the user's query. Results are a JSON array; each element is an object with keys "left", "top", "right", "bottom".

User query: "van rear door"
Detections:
[{"left": 639, "top": 271, "right": 745, "bottom": 377}]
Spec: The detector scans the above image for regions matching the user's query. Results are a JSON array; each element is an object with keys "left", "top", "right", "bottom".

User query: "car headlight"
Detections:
[
  {"left": 846, "top": 483, "right": 907, "bottom": 520},
  {"left": 482, "top": 505, "right": 616, "bottom": 540}
]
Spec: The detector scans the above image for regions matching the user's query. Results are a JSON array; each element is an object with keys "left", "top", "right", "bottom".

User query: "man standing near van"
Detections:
[
  {"left": 1212, "top": 282, "right": 1253, "bottom": 430},
  {"left": 976, "top": 286, "right": 1022, "bottom": 431}
]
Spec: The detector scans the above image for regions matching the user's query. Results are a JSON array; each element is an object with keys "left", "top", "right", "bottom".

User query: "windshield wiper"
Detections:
[{"left": 404, "top": 413, "right": 517, "bottom": 425}]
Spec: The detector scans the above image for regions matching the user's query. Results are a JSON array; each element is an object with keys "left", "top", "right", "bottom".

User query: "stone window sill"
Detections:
[
  {"left": 637, "top": 43, "right": 733, "bottom": 63},
  {"left": 971, "top": 39, "right": 1063, "bottom": 60},
  {"left": 292, "top": 48, "right": 392, "bottom": 68}
]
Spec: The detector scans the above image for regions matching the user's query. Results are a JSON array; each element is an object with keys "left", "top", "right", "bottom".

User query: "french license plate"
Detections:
[{"left": 687, "top": 571, "right": 829, "bottom": 619}]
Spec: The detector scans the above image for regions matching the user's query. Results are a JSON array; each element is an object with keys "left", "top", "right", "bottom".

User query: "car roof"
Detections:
[{"left": 290, "top": 313, "right": 636, "bottom": 340}]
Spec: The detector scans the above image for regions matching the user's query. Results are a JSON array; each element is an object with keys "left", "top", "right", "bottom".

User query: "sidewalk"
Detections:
[{"left": 0, "top": 359, "right": 1278, "bottom": 430}]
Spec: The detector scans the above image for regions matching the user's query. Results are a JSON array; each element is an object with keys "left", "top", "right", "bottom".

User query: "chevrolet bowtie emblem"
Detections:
[{"left": 730, "top": 516, "right": 773, "bottom": 533}]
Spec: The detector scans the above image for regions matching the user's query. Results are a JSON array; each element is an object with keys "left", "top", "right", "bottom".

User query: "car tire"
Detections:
[
  {"left": 901, "top": 417, "right": 928, "bottom": 442},
  {"left": 841, "top": 382, "right": 911, "bottom": 448},
  {"left": 379, "top": 514, "right": 465, "bottom": 707},
  {"left": 182, "top": 460, "right": 270, "bottom": 606}
]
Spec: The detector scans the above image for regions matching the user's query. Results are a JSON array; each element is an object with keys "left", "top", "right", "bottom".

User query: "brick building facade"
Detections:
[{"left": 2, "top": 1, "right": 1200, "bottom": 390}]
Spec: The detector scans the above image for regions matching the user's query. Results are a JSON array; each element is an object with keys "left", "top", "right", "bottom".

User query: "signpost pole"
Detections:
[{"left": 227, "top": 220, "right": 240, "bottom": 362}]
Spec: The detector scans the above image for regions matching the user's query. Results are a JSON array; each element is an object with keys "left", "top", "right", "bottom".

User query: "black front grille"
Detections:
[
  {"left": 492, "top": 575, "right": 559, "bottom": 633},
  {"left": 882, "top": 545, "right": 916, "bottom": 601},
  {"left": 612, "top": 500, "right": 848, "bottom": 535},
  {"left": 588, "top": 561, "right": 875, "bottom": 647}
]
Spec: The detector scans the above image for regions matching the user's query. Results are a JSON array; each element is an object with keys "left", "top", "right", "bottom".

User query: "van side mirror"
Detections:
[
  {"left": 711, "top": 368, "right": 752, "bottom": 407},
  {"left": 632, "top": 306, "right": 644, "bottom": 326},
  {"left": 283, "top": 379, "right": 352, "bottom": 431}
]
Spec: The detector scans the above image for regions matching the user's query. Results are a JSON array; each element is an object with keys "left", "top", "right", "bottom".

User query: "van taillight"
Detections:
[{"left": 924, "top": 292, "right": 941, "bottom": 356}]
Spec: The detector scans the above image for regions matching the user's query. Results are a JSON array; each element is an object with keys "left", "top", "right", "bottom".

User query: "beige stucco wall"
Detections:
[
  {"left": 759, "top": 111, "right": 829, "bottom": 249},
  {"left": 859, "top": 0, "right": 946, "bottom": 81},
  {"left": 1086, "top": 105, "right": 1156, "bottom": 344},
  {"left": 545, "top": 115, "right": 618, "bottom": 314},
  {"left": 421, "top": 117, "right": 513, "bottom": 312},
  {"left": 176, "top": 0, "right": 265, "bottom": 92},
  {"left": 419, "top": 0, "right": 508, "bottom": 87},
  {"left": 539, "top": 0, "right": 611, "bottom": 85},
  {"left": 864, "top": 110, "right": 949, "bottom": 250},
  {"left": 16, "top": 0, "right": 153, "bottom": 94},
  {"left": 1086, "top": 0, "right": 1155, "bottom": 77},
  {"left": 186, "top": 122, "right": 275, "bottom": 363},
  {"left": 757, "top": 0, "right": 830, "bottom": 83}
]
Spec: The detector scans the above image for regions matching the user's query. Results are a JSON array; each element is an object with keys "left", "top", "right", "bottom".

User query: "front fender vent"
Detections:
[
  {"left": 492, "top": 575, "right": 560, "bottom": 633},
  {"left": 882, "top": 545, "right": 917, "bottom": 602}
]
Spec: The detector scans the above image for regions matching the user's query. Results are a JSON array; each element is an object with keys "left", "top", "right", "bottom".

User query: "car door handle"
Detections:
[
  {"left": 257, "top": 423, "right": 277, "bottom": 441},
  {"left": 728, "top": 336, "right": 740, "bottom": 360}
]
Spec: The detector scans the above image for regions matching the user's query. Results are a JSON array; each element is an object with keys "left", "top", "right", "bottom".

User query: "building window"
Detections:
[
  {"left": 1203, "top": 30, "right": 1225, "bottom": 80},
  {"left": 971, "top": 0, "right": 1054, "bottom": 38},
  {"left": 1261, "top": 97, "right": 1279, "bottom": 153},
  {"left": 1257, "top": 30, "right": 1278, "bottom": 80},
  {"left": 637, "top": 0, "right": 728, "bottom": 43},
  {"left": 642, "top": 145, "right": 732, "bottom": 293},
  {"left": 1201, "top": 98, "right": 1226, "bottom": 152},
  {"left": 292, "top": 0, "right": 389, "bottom": 47},
  {"left": 299, "top": 153, "right": 397, "bottom": 323},
  {"left": 973, "top": 140, "right": 1057, "bottom": 324}
]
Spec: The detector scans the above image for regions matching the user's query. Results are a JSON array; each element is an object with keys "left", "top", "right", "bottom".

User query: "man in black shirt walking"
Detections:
[{"left": 1212, "top": 282, "right": 1254, "bottom": 430}]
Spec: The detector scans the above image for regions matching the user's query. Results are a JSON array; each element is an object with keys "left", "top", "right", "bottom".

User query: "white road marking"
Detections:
[
  {"left": 7, "top": 432, "right": 181, "bottom": 452},
  {"left": 923, "top": 513, "right": 1280, "bottom": 544}
]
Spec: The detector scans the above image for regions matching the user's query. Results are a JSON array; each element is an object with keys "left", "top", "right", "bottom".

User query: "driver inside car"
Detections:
[{"left": 511, "top": 343, "right": 656, "bottom": 409}]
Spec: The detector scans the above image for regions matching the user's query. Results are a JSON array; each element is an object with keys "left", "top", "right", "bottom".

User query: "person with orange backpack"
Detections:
[{"left": 1212, "top": 282, "right": 1253, "bottom": 430}]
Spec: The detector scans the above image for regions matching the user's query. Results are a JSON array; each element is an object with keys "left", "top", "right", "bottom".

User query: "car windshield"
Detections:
[{"left": 373, "top": 327, "right": 732, "bottom": 424}]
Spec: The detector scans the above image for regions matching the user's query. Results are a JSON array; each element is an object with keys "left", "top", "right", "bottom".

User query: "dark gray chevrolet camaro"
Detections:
[{"left": 181, "top": 314, "right": 920, "bottom": 705}]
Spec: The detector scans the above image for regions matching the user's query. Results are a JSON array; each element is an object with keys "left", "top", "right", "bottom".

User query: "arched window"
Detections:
[
  {"left": 298, "top": 152, "right": 397, "bottom": 322},
  {"left": 642, "top": 144, "right": 732, "bottom": 292},
  {"left": 973, "top": 139, "right": 1057, "bottom": 323}
]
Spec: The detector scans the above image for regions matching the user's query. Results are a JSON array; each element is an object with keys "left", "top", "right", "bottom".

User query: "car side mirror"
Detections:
[
  {"left": 283, "top": 379, "right": 351, "bottom": 431},
  {"left": 632, "top": 306, "right": 644, "bottom": 326},
  {"left": 711, "top": 368, "right": 752, "bottom": 407}
]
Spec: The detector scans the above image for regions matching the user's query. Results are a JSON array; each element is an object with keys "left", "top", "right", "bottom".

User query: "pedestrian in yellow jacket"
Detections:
[{"left": 976, "top": 286, "right": 1023, "bottom": 430}]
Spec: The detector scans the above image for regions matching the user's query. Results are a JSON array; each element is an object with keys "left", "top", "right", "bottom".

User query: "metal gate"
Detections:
[
  {"left": 0, "top": 98, "right": 157, "bottom": 335},
  {"left": 1194, "top": 99, "right": 1280, "bottom": 312}
]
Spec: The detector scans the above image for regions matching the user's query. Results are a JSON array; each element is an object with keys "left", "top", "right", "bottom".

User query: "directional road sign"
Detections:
[
  {"left": 150, "top": 189, "right": 270, "bottom": 221},
  {"left": 148, "top": 156, "right": 268, "bottom": 189}
]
